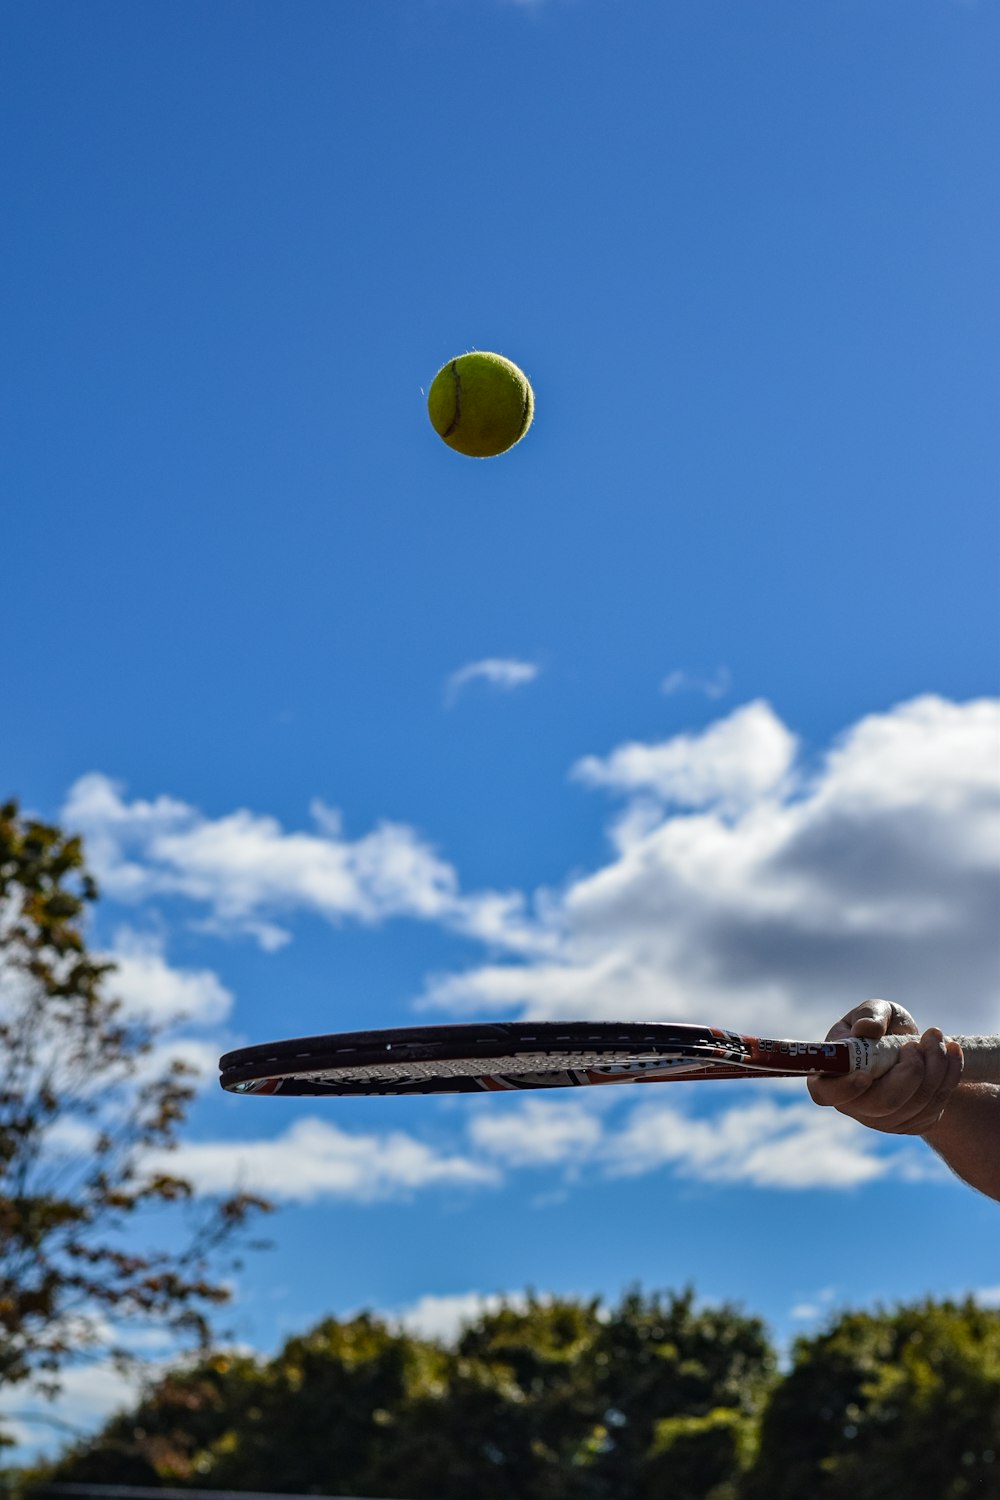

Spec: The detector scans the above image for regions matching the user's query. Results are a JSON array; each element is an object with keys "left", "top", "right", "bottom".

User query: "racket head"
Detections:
[{"left": 218, "top": 1021, "right": 839, "bottom": 1096}]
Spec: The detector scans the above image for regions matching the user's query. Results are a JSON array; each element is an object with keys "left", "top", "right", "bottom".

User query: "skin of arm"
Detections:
[
  {"left": 922, "top": 1084, "right": 1000, "bottom": 1202},
  {"left": 807, "top": 999, "right": 1000, "bottom": 1202}
]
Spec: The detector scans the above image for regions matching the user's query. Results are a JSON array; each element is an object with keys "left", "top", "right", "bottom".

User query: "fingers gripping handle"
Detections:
[{"left": 847, "top": 1034, "right": 1000, "bottom": 1084}]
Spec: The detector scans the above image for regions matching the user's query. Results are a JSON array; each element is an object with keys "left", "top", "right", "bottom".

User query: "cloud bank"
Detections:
[
  {"left": 429, "top": 695, "right": 1000, "bottom": 1039},
  {"left": 162, "top": 1081, "right": 929, "bottom": 1204},
  {"left": 56, "top": 692, "right": 999, "bottom": 1201},
  {"left": 62, "top": 694, "right": 999, "bottom": 1040}
]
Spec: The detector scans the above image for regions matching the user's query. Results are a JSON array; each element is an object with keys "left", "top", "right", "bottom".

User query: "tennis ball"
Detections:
[{"left": 427, "top": 351, "right": 534, "bottom": 458}]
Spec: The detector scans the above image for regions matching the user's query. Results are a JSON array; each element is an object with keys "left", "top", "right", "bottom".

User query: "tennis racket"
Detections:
[{"left": 218, "top": 1021, "right": 1000, "bottom": 1097}]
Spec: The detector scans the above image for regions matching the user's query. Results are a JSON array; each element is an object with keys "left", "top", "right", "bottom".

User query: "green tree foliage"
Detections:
[
  {"left": 0, "top": 799, "right": 269, "bottom": 1435},
  {"left": 45, "top": 1290, "right": 774, "bottom": 1498},
  {"left": 198, "top": 1318, "right": 430, "bottom": 1495},
  {"left": 41, "top": 1294, "right": 1000, "bottom": 1497},
  {"left": 372, "top": 1296, "right": 611, "bottom": 1500},
  {"left": 590, "top": 1288, "right": 772, "bottom": 1500},
  {"left": 742, "top": 1299, "right": 1000, "bottom": 1500}
]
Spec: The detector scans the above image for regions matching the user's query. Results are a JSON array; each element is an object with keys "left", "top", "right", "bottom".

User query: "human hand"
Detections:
[{"left": 807, "top": 998, "right": 965, "bottom": 1135}]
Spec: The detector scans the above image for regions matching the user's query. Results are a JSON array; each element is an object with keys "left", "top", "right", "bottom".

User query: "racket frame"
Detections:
[{"left": 218, "top": 1021, "right": 851, "bottom": 1097}]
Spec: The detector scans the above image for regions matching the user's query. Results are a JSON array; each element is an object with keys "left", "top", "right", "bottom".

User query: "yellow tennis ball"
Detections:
[{"left": 427, "top": 351, "right": 534, "bottom": 458}]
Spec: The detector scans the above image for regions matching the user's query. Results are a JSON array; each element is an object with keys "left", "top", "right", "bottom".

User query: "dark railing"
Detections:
[{"left": 7, "top": 1487, "right": 402, "bottom": 1500}]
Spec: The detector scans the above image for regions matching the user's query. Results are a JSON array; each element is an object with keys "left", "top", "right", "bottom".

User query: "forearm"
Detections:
[{"left": 923, "top": 1084, "right": 1000, "bottom": 1201}]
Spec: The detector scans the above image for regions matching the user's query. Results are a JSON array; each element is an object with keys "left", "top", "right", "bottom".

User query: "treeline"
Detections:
[{"left": 26, "top": 1289, "right": 1000, "bottom": 1499}]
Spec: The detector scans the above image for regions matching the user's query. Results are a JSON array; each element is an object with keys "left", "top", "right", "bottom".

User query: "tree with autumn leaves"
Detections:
[{"left": 0, "top": 800, "right": 268, "bottom": 1447}]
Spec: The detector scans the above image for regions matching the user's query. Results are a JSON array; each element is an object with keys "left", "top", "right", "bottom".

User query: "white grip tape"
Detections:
[
  {"left": 843, "top": 1035, "right": 904, "bottom": 1077},
  {"left": 848, "top": 1034, "right": 1000, "bottom": 1084}
]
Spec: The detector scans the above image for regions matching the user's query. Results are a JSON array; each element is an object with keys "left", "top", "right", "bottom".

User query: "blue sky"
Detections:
[{"left": 3, "top": 0, "right": 999, "bottom": 1458}]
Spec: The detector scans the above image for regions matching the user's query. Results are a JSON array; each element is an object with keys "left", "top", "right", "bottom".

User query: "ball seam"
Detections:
[{"left": 442, "top": 360, "right": 462, "bottom": 438}]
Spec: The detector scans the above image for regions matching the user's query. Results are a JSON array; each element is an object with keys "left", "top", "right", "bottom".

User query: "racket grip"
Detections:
[{"left": 850, "top": 1034, "right": 1000, "bottom": 1084}]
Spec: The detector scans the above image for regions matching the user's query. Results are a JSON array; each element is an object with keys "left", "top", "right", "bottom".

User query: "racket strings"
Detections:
[{"left": 282, "top": 1047, "right": 751, "bottom": 1086}]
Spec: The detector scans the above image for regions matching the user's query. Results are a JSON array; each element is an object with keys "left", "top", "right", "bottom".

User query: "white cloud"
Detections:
[
  {"left": 433, "top": 696, "right": 1000, "bottom": 1040},
  {"left": 461, "top": 1087, "right": 928, "bottom": 1192},
  {"left": 0, "top": 926, "right": 229, "bottom": 1120},
  {"left": 63, "top": 775, "right": 453, "bottom": 926},
  {"left": 572, "top": 700, "right": 797, "bottom": 811},
  {"left": 602, "top": 1093, "right": 915, "bottom": 1189},
  {"left": 105, "top": 928, "right": 233, "bottom": 1026},
  {"left": 97, "top": 929, "right": 234, "bottom": 1092},
  {"left": 661, "top": 667, "right": 731, "bottom": 700},
  {"left": 154, "top": 1079, "right": 953, "bottom": 1207},
  {"left": 392, "top": 1290, "right": 525, "bottom": 1343},
  {"left": 0, "top": 1304, "right": 200, "bottom": 1462},
  {"left": 445, "top": 657, "right": 540, "bottom": 705},
  {"left": 790, "top": 1286, "right": 838, "bottom": 1321},
  {"left": 468, "top": 1097, "right": 603, "bottom": 1166},
  {"left": 0, "top": 1360, "right": 142, "bottom": 1457},
  {"left": 135, "top": 1035, "right": 224, "bottom": 1091},
  {"left": 57, "top": 692, "right": 999, "bottom": 1067},
  {"left": 158, "top": 1116, "right": 499, "bottom": 1203},
  {"left": 63, "top": 774, "right": 542, "bottom": 954},
  {"left": 53, "top": 693, "right": 999, "bottom": 1203}
]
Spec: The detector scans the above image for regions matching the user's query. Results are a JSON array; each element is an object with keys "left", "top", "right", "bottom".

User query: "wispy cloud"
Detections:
[
  {"left": 445, "top": 656, "right": 540, "bottom": 706},
  {"left": 661, "top": 667, "right": 731, "bottom": 700},
  {"left": 790, "top": 1286, "right": 839, "bottom": 1322},
  {"left": 62, "top": 775, "right": 548, "bottom": 957}
]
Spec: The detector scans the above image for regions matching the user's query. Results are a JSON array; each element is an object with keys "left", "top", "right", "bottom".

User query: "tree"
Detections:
[
  {"left": 32, "top": 1289, "right": 1000, "bottom": 1497},
  {"left": 588, "top": 1288, "right": 774, "bottom": 1500},
  {"left": 376, "top": 1296, "right": 606, "bottom": 1500},
  {"left": 44, "top": 1291, "right": 776, "bottom": 1498},
  {"left": 741, "top": 1299, "right": 1000, "bottom": 1500},
  {"left": 189, "top": 1317, "right": 430, "bottom": 1495},
  {"left": 0, "top": 799, "right": 268, "bottom": 1440},
  {"left": 366, "top": 1290, "right": 774, "bottom": 1500},
  {"left": 46, "top": 1320, "right": 437, "bottom": 1493}
]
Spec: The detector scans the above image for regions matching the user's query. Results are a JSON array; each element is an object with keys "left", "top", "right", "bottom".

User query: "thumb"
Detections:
[{"left": 850, "top": 999, "right": 919, "bottom": 1040}]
